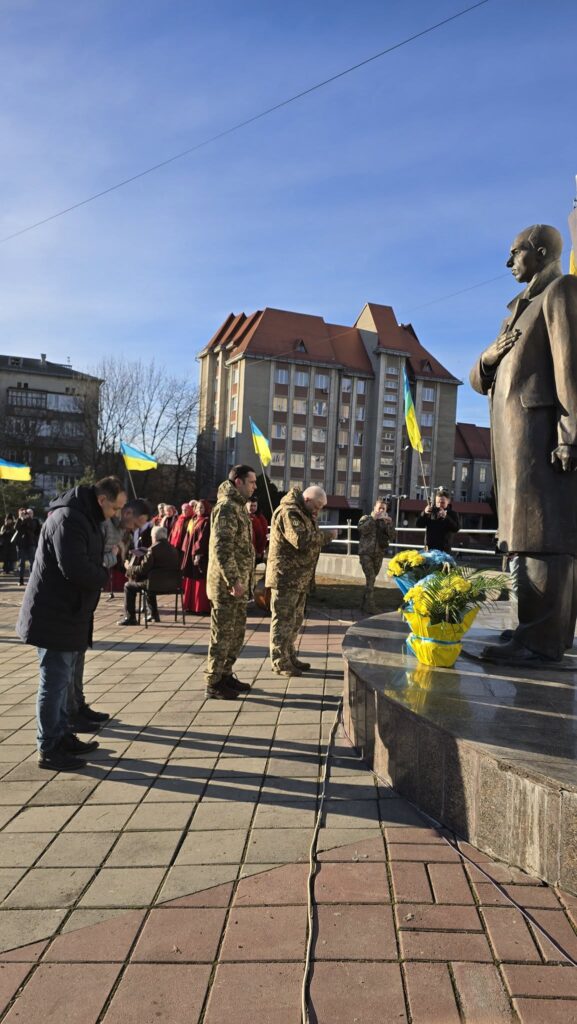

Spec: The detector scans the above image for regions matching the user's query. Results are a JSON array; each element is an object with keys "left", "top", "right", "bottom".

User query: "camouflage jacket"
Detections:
[
  {"left": 265, "top": 488, "right": 328, "bottom": 590},
  {"left": 357, "top": 514, "right": 395, "bottom": 559},
  {"left": 206, "top": 480, "right": 255, "bottom": 601}
]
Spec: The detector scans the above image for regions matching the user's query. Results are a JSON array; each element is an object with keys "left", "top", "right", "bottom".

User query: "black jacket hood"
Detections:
[{"left": 49, "top": 485, "right": 104, "bottom": 524}]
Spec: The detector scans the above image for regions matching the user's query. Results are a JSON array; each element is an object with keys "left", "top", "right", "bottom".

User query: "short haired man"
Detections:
[
  {"left": 205, "top": 465, "right": 257, "bottom": 699},
  {"left": 119, "top": 525, "right": 181, "bottom": 625},
  {"left": 357, "top": 499, "right": 395, "bottom": 613},
  {"left": 17, "top": 476, "right": 127, "bottom": 771},
  {"left": 266, "top": 485, "right": 337, "bottom": 675},
  {"left": 14, "top": 507, "right": 40, "bottom": 586},
  {"left": 416, "top": 489, "right": 460, "bottom": 554}
]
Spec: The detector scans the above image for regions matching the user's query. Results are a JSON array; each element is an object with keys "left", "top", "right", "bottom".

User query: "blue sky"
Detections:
[{"left": 0, "top": 0, "right": 575, "bottom": 426}]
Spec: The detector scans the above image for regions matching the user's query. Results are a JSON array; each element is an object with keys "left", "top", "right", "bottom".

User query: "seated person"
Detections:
[{"left": 119, "top": 525, "right": 181, "bottom": 625}]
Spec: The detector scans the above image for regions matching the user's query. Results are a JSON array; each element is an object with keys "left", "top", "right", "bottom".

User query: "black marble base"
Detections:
[{"left": 342, "top": 612, "right": 577, "bottom": 893}]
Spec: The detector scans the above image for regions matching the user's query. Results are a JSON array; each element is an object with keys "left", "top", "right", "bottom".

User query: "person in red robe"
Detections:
[
  {"left": 181, "top": 500, "right": 212, "bottom": 614},
  {"left": 246, "top": 499, "right": 269, "bottom": 564},
  {"left": 169, "top": 502, "right": 195, "bottom": 549}
]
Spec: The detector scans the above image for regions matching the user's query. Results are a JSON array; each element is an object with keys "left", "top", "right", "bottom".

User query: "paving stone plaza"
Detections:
[{"left": 1, "top": 579, "right": 577, "bottom": 1023}]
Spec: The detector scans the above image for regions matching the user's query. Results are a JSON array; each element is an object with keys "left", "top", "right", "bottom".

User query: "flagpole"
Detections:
[
  {"left": 417, "top": 450, "right": 430, "bottom": 503},
  {"left": 257, "top": 454, "right": 274, "bottom": 518},
  {"left": 126, "top": 468, "right": 137, "bottom": 499}
]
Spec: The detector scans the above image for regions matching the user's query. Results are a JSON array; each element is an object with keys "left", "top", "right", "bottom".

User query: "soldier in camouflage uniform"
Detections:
[
  {"left": 357, "top": 499, "right": 395, "bottom": 613},
  {"left": 205, "top": 465, "right": 257, "bottom": 699},
  {"left": 265, "top": 486, "right": 337, "bottom": 675}
]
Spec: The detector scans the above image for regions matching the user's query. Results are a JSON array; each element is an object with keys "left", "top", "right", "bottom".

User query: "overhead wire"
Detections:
[{"left": 0, "top": 0, "right": 492, "bottom": 246}]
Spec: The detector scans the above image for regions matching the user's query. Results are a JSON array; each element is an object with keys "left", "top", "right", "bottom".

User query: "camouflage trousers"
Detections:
[
  {"left": 204, "top": 595, "right": 248, "bottom": 685},
  {"left": 269, "top": 588, "right": 307, "bottom": 669},
  {"left": 359, "top": 553, "right": 384, "bottom": 592}
]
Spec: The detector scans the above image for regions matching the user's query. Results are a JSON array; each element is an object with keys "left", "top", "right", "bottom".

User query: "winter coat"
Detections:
[
  {"left": 416, "top": 506, "right": 460, "bottom": 554},
  {"left": 13, "top": 516, "right": 40, "bottom": 552},
  {"left": 265, "top": 487, "right": 329, "bottom": 590},
  {"left": 250, "top": 512, "right": 269, "bottom": 561},
  {"left": 470, "top": 267, "right": 577, "bottom": 554},
  {"left": 182, "top": 509, "right": 211, "bottom": 579},
  {"left": 16, "top": 486, "right": 108, "bottom": 651},
  {"left": 127, "top": 539, "right": 181, "bottom": 581},
  {"left": 357, "top": 515, "right": 395, "bottom": 558},
  {"left": 206, "top": 481, "right": 255, "bottom": 602}
]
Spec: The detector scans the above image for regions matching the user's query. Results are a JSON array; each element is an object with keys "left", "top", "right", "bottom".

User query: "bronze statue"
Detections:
[{"left": 470, "top": 224, "right": 577, "bottom": 664}]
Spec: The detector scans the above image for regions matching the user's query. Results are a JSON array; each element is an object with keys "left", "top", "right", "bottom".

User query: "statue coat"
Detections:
[{"left": 470, "top": 268, "right": 577, "bottom": 554}]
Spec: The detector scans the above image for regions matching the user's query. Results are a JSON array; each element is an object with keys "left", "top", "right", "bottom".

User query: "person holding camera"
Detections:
[
  {"left": 357, "top": 499, "right": 395, "bottom": 613},
  {"left": 416, "top": 488, "right": 460, "bottom": 554}
]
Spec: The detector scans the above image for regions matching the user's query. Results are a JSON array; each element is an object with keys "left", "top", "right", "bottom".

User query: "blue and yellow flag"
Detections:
[
  {"left": 403, "top": 367, "right": 423, "bottom": 453},
  {"left": 120, "top": 442, "right": 158, "bottom": 472},
  {"left": 569, "top": 202, "right": 577, "bottom": 277},
  {"left": 0, "top": 458, "right": 31, "bottom": 481},
  {"left": 249, "top": 418, "right": 271, "bottom": 467}
]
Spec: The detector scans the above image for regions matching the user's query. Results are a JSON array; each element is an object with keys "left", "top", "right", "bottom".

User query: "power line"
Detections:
[
  {"left": 403, "top": 272, "right": 510, "bottom": 314},
  {"left": 0, "top": 0, "right": 491, "bottom": 246}
]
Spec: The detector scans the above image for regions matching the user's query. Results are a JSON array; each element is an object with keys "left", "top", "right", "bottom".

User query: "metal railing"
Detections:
[{"left": 319, "top": 521, "right": 498, "bottom": 557}]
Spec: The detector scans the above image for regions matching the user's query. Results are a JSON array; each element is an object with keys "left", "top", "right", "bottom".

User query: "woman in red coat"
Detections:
[
  {"left": 246, "top": 499, "right": 269, "bottom": 564},
  {"left": 181, "top": 500, "right": 212, "bottom": 614},
  {"left": 169, "top": 502, "right": 195, "bottom": 549}
]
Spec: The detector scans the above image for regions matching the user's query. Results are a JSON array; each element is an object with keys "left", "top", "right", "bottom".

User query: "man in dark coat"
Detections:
[
  {"left": 16, "top": 477, "right": 127, "bottom": 770},
  {"left": 119, "top": 525, "right": 181, "bottom": 625},
  {"left": 416, "top": 489, "right": 460, "bottom": 554},
  {"left": 470, "top": 224, "right": 577, "bottom": 663}
]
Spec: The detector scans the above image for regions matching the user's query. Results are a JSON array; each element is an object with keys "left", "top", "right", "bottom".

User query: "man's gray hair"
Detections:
[
  {"left": 303, "top": 485, "right": 327, "bottom": 503},
  {"left": 151, "top": 525, "right": 168, "bottom": 542}
]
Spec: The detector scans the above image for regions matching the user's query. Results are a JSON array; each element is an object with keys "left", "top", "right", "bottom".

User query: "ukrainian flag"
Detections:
[
  {"left": 249, "top": 418, "right": 271, "bottom": 467},
  {"left": 403, "top": 367, "right": 423, "bottom": 453},
  {"left": 120, "top": 442, "right": 158, "bottom": 472},
  {"left": 0, "top": 458, "right": 31, "bottom": 481}
]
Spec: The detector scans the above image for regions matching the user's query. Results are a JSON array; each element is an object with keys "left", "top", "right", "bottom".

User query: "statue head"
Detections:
[{"left": 506, "top": 224, "right": 563, "bottom": 283}]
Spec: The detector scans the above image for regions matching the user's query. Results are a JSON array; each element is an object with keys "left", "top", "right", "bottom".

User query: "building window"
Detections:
[
  {"left": 452, "top": 465, "right": 456, "bottom": 481},
  {"left": 352, "top": 458, "right": 361, "bottom": 472},
  {"left": 479, "top": 466, "right": 487, "bottom": 483},
  {"left": 273, "top": 396, "right": 288, "bottom": 412},
  {"left": 271, "top": 478, "right": 284, "bottom": 489},
  {"left": 380, "top": 457, "right": 393, "bottom": 466},
  {"left": 272, "top": 452, "right": 285, "bottom": 465},
  {"left": 342, "top": 378, "right": 352, "bottom": 393},
  {"left": 339, "top": 406, "right": 350, "bottom": 421},
  {"left": 380, "top": 482, "right": 392, "bottom": 492},
  {"left": 315, "top": 373, "right": 329, "bottom": 391},
  {"left": 312, "top": 428, "right": 326, "bottom": 443},
  {"left": 421, "top": 413, "right": 434, "bottom": 427},
  {"left": 311, "top": 454, "right": 325, "bottom": 470},
  {"left": 295, "top": 371, "right": 309, "bottom": 387},
  {"left": 355, "top": 406, "right": 365, "bottom": 422},
  {"left": 479, "top": 490, "right": 487, "bottom": 501},
  {"left": 337, "top": 429, "right": 348, "bottom": 446},
  {"left": 275, "top": 368, "right": 289, "bottom": 385},
  {"left": 337, "top": 456, "right": 347, "bottom": 471},
  {"left": 356, "top": 380, "right": 366, "bottom": 395},
  {"left": 382, "top": 445, "right": 394, "bottom": 453},
  {"left": 293, "top": 399, "right": 307, "bottom": 415},
  {"left": 386, "top": 365, "right": 399, "bottom": 375},
  {"left": 382, "top": 418, "right": 395, "bottom": 428},
  {"left": 313, "top": 401, "right": 327, "bottom": 417},
  {"left": 290, "top": 478, "right": 304, "bottom": 489},
  {"left": 422, "top": 437, "right": 432, "bottom": 452},
  {"left": 291, "top": 453, "right": 305, "bottom": 467},
  {"left": 383, "top": 405, "right": 397, "bottom": 418},
  {"left": 422, "top": 387, "right": 435, "bottom": 402},
  {"left": 292, "top": 426, "right": 306, "bottom": 441},
  {"left": 350, "top": 484, "right": 360, "bottom": 498},
  {"left": 272, "top": 424, "right": 287, "bottom": 439},
  {"left": 230, "top": 395, "right": 237, "bottom": 412},
  {"left": 384, "top": 381, "right": 397, "bottom": 391},
  {"left": 380, "top": 469, "right": 392, "bottom": 478},
  {"left": 354, "top": 431, "right": 363, "bottom": 446},
  {"left": 335, "top": 481, "right": 347, "bottom": 496},
  {"left": 461, "top": 465, "right": 469, "bottom": 481},
  {"left": 383, "top": 431, "right": 394, "bottom": 440},
  {"left": 231, "top": 366, "right": 239, "bottom": 384}
]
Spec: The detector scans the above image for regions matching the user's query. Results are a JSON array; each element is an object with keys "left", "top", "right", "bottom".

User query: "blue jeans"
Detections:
[{"left": 36, "top": 648, "right": 78, "bottom": 754}]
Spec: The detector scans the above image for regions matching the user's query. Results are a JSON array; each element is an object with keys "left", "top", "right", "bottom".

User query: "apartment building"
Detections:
[
  {"left": 453, "top": 422, "right": 493, "bottom": 503},
  {"left": 197, "top": 303, "right": 459, "bottom": 512},
  {"left": 0, "top": 354, "right": 101, "bottom": 500}
]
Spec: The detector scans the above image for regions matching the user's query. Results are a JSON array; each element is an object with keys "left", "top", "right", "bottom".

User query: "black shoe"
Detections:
[
  {"left": 221, "top": 673, "right": 251, "bottom": 693},
  {"left": 38, "top": 750, "right": 86, "bottom": 772},
  {"left": 70, "top": 715, "right": 101, "bottom": 733},
  {"left": 78, "top": 705, "right": 110, "bottom": 723},
  {"left": 59, "top": 733, "right": 99, "bottom": 754},
  {"left": 18, "top": 578, "right": 25, "bottom": 587},
  {"left": 205, "top": 680, "right": 239, "bottom": 700},
  {"left": 481, "top": 639, "right": 561, "bottom": 665},
  {"left": 118, "top": 617, "right": 138, "bottom": 626}
]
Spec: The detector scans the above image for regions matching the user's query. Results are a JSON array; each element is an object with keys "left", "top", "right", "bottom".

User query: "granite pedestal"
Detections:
[{"left": 342, "top": 612, "right": 577, "bottom": 894}]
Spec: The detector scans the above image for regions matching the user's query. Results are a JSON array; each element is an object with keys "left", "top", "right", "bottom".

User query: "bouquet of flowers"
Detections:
[
  {"left": 401, "top": 567, "right": 509, "bottom": 667},
  {"left": 387, "top": 548, "right": 455, "bottom": 595}
]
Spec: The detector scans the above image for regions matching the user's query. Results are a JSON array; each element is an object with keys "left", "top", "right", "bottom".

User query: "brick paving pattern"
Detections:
[{"left": 0, "top": 578, "right": 576, "bottom": 1022}]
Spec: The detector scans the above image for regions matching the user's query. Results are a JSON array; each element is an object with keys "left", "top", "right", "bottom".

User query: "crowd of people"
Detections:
[{"left": 10, "top": 468, "right": 460, "bottom": 772}]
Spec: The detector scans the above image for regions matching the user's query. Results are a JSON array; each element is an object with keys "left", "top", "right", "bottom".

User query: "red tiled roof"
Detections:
[
  {"left": 200, "top": 308, "right": 373, "bottom": 375},
  {"left": 455, "top": 422, "right": 491, "bottom": 460},
  {"left": 359, "top": 303, "right": 459, "bottom": 383}
]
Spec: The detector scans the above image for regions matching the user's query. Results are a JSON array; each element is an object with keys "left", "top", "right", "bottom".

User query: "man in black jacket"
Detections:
[
  {"left": 416, "top": 488, "right": 460, "bottom": 554},
  {"left": 119, "top": 525, "right": 181, "bottom": 625},
  {"left": 16, "top": 477, "right": 127, "bottom": 771}
]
